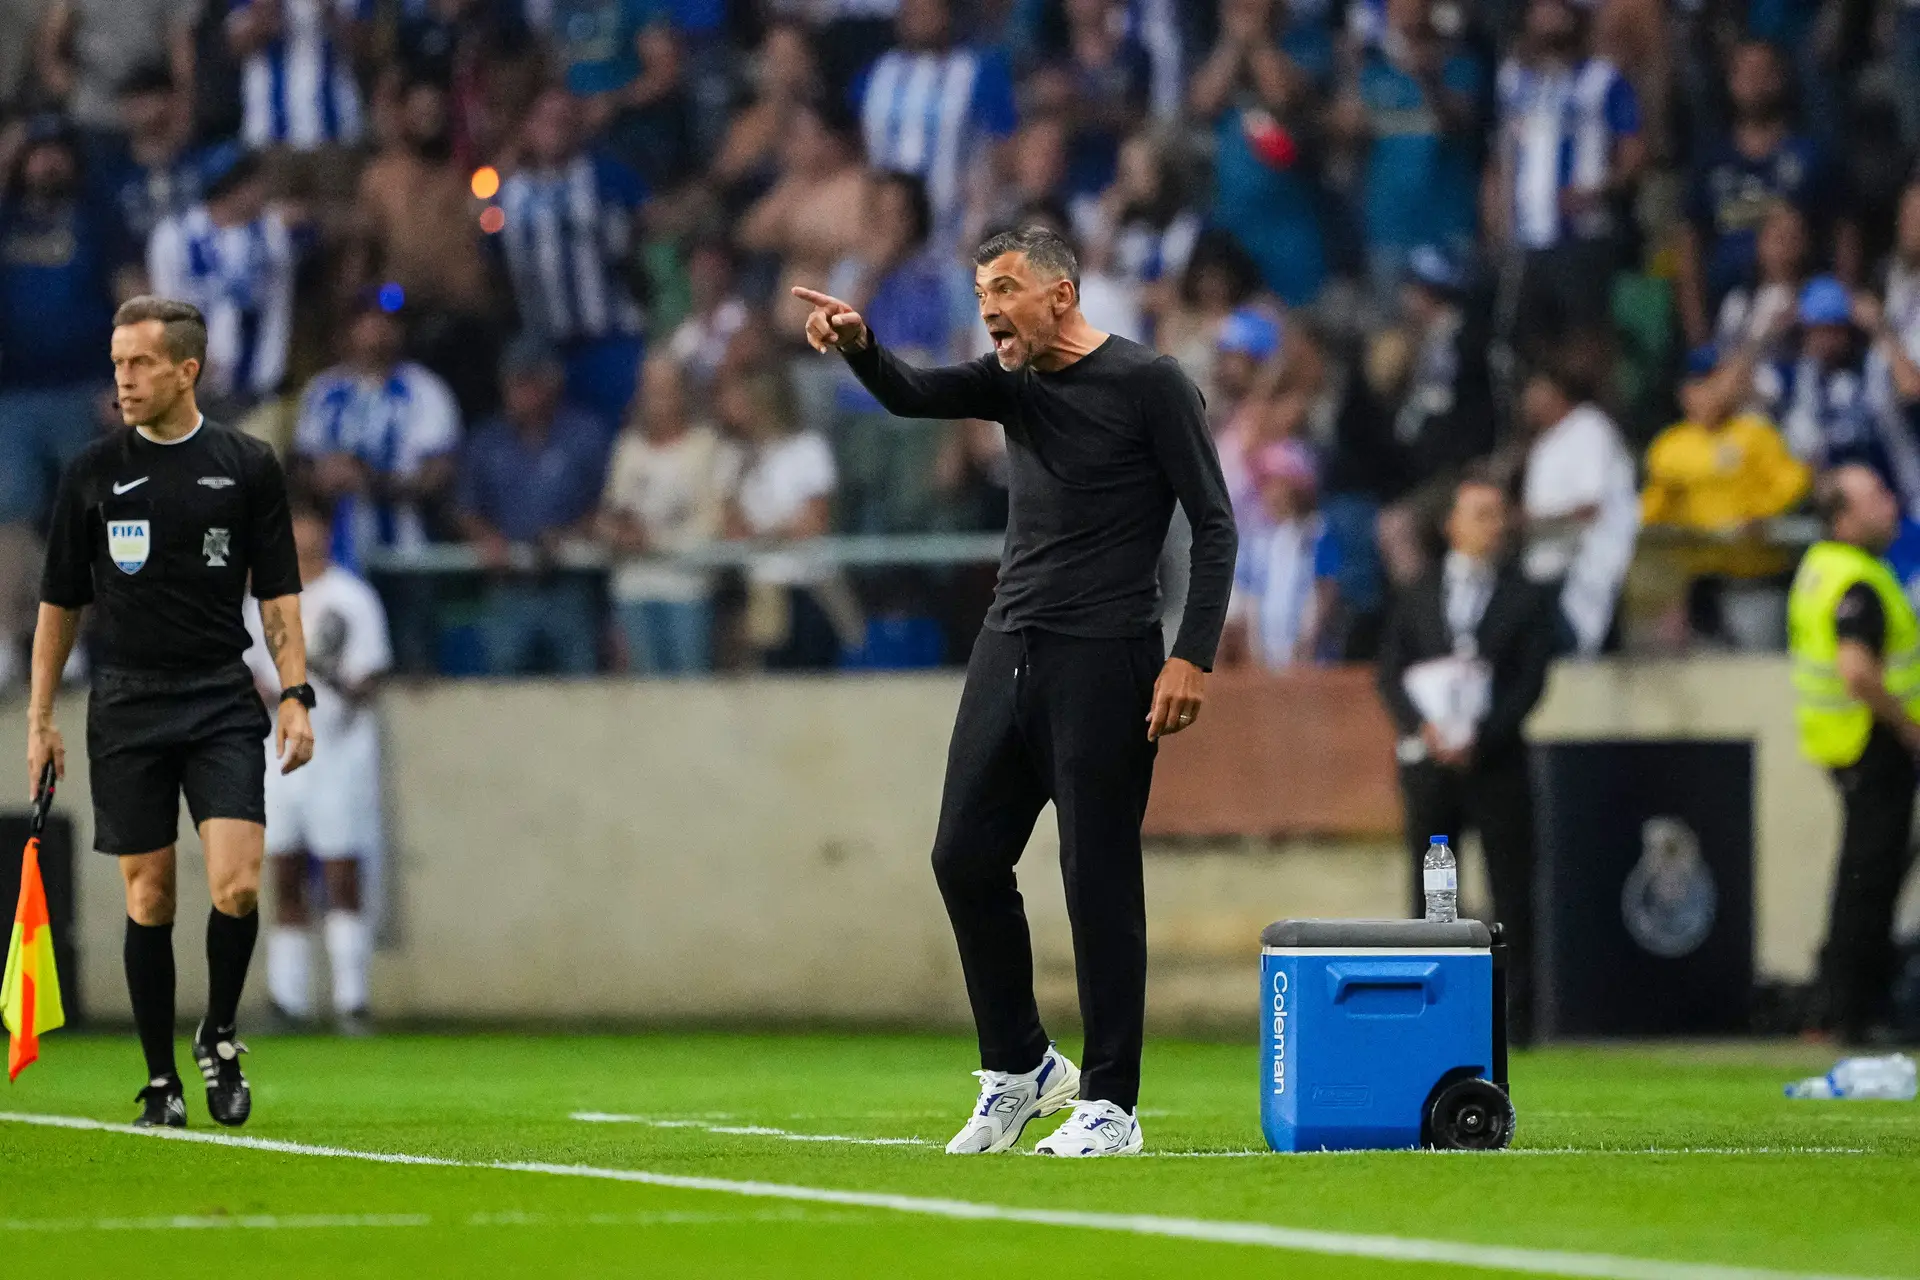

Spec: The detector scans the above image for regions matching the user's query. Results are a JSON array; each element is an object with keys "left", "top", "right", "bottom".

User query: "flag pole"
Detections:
[{"left": 4, "top": 761, "right": 63, "bottom": 1080}]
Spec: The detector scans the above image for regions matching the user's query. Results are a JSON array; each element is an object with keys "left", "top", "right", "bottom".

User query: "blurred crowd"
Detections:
[{"left": 8, "top": 0, "right": 1920, "bottom": 680}]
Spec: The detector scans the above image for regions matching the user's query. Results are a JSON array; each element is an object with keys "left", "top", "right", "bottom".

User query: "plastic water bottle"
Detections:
[
  {"left": 1423, "top": 835, "right": 1458, "bottom": 923},
  {"left": 1785, "top": 1054, "right": 1918, "bottom": 1100}
]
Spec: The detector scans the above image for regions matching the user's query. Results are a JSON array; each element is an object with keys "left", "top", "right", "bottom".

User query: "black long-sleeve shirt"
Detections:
[{"left": 845, "top": 335, "right": 1237, "bottom": 668}]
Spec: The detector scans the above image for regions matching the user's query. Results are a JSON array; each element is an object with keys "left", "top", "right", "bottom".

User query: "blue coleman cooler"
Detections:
[{"left": 1260, "top": 919, "right": 1514, "bottom": 1152}]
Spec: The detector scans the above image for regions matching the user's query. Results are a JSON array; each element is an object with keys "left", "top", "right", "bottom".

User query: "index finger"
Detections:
[{"left": 789, "top": 286, "right": 845, "bottom": 309}]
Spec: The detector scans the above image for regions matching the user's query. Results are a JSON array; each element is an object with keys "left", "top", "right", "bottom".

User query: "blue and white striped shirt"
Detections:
[
  {"left": 147, "top": 206, "right": 298, "bottom": 402},
  {"left": 295, "top": 360, "right": 462, "bottom": 563},
  {"left": 858, "top": 45, "right": 1016, "bottom": 244},
  {"left": 232, "top": 0, "right": 369, "bottom": 151},
  {"left": 1495, "top": 57, "right": 1640, "bottom": 250},
  {"left": 497, "top": 153, "right": 648, "bottom": 344}
]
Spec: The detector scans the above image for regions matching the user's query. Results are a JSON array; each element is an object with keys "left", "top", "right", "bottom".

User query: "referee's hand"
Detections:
[
  {"left": 277, "top": 701, "right": 315, "bottom": 775},
  {"left": 792, "top": 287, "right": 871, "bottom": 354},
  {"left": 26, "top": 721, "right": 64, "bottom": 798},
  {"left": 1147, "top": 658, "right": 1207, "bottom": 742}
]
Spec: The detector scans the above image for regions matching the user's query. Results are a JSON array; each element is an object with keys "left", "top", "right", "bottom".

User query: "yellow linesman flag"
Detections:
[{"left": 2, "top": 835, "right": 64, "bottom": 1080}]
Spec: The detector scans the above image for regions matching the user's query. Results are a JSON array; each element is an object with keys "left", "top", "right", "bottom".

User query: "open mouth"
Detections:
[{"left": 988, "top": 327, "right": 1017, "bottom": 359}]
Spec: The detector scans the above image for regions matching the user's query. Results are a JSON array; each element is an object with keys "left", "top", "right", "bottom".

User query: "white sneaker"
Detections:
[
  {"left": 1033, "top": 1099, "right": 1143, "bottom": 1156},
  {"left": 945, "top": 1045, "right": 1080, "bottom": 1154}
]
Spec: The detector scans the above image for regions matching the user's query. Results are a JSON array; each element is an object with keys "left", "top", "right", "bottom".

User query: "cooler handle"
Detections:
[{"left": 1325, "top": 961, "right": 1444, "bottom": 1005}]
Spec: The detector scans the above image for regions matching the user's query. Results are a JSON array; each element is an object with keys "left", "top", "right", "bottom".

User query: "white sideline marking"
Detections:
[
  {"left": 0, "top": 1209, "right": 864, "bottom": 1233},
  {"left": 0, "top": 1213, "right": 433, "bottom": 1232},
  {"left": 570, "top": 1114, "right": 1869, "bottom": 1160},
  {"left": 0, "top": 1111, "right": 1895, "bottom": 1280},
  {"left": 572, "top": 1112, "right": 928, "bottom": 1146}
]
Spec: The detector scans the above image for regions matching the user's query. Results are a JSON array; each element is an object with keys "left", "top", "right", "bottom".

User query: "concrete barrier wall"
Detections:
[{"left": 3, "top": 654, "right": 1895, "bottom": 1032}]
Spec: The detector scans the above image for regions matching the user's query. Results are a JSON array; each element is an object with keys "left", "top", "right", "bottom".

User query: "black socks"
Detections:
[
  {"left": 123, "top": 919, "right": 177, "bottom": 1081},
  {"left": 204, "top": 907, "right": 260, "bottom": 1036}
]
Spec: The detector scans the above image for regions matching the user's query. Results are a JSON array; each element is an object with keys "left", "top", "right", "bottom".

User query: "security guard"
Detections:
[{"left": 1787, "top": 463, "right": 1920, "bottom": 1043}]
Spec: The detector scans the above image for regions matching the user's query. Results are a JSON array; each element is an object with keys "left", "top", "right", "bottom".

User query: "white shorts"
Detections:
[{"left": 263, "top": 719, "right": 382, "bottom": 860}]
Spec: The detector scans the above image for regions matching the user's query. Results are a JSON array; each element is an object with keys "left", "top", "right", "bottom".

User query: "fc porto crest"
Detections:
[
  {"left": 108, "top": 519, "right": 151, "bottom": 574},
  {"left": 203, "top": 527, "right": 232, "bottom": 567},
  {"left": 1621, "top": 817, "right": 1717, "bottom": 959}
]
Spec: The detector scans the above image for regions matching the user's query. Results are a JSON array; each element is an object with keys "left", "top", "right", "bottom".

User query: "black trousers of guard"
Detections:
[
  {"left": 932, "top": 626, "right": 1162, "bottom": 1112},
  {"left": 1399, "top": 748, "right": 1537, "bottom": 1042},
  {"left": 1823, "top": 726, "right": 1919, "bottom": 1041}
]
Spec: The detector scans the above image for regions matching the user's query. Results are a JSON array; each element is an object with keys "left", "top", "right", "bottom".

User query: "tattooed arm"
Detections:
[{"left": 259, "top": 593, "right": 315, "bottom": 774}]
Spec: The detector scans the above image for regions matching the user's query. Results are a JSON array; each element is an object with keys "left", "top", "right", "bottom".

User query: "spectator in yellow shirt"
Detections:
[{"left": 1642, "top": 345, "right": 1812, "bottom": 648}]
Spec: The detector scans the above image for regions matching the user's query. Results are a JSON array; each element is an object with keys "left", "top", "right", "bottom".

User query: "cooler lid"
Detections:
[{"left": 1260, "top": 919, "right": 1493, "bottom": 949}]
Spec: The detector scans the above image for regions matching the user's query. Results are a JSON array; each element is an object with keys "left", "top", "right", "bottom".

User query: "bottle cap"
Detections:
[{"left": 1429, "top": 835, "right": 1449, "bottom": 845}]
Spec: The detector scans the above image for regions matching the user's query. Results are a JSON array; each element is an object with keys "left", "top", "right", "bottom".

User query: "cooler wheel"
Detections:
[{"left": 1426, "top": 1077, "right": 1515, "bottom": 1151}]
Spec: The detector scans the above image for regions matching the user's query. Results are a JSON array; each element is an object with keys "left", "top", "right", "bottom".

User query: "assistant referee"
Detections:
[
  {"left": 25, "top": 297, "right": 314, "bottom": 1129},
  {"left": 794, "top": 225, "right": 1236, "bottom": 1157}
]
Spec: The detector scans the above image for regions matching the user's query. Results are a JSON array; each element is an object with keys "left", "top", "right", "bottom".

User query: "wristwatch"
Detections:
[{"left": 279, "top": 684, "right": 316, "bottom": 709}]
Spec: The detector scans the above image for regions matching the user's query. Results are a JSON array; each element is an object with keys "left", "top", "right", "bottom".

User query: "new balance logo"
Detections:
[
  {"left": 112, "top": 477, "right": 149, "bottom": 495},
  {"left": 198, "top": 476, "right": 236, "bottom": 489}
]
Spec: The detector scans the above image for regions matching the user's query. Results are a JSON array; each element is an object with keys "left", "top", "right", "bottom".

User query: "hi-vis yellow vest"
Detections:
[{"left": 1787, "top": 541, "right": 1920, "bottom": 767}]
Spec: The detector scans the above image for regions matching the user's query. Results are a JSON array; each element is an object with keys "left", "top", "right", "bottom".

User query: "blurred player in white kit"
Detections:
[{"left": 244, "top": 497, "right": 392, "bottom": 1033}]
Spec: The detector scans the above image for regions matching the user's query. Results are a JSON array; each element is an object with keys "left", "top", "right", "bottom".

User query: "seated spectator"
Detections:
[
  {"left": 1869, "top": 180, "right": 1920, "bottom": 420},
  {"left": 225, "top": 0, "right": 370, "bottom": 153},
  {"left": 1641, "top": 345, "right": 1811, "bottom": 649},
  {"left": 1760, "top": 276, "right": 1920, "bottom": 512},
  {"left": 36, "top": 0, "right": 196, "bottom": 147},
  {"left": 1373, "top": 245, "right": 1496, "bottom": 587},
  {"left": 94, "top": 63, "right": 203, "bottom": 253},
  {"left": 1518, "top": 356, "right": 1641, "bottom": 657},
  {"left": 598, "top": 353, "right": 740, "bottom": 676},
  {"left": 497, "top": 87, "right": 649, "bottom": 430},
  {"left": 355, "top": 76, "right": 499, "bottom": 422},
  {"left": 858, "top": 0, "right": 1017, "bottom": 252},
  {"left": 456, "top": 336, "right": 612, "bottom": 676},
  {"left": 1221, "top": 441, "right": 1337, "bottom": 669},
  {"left": 1677, "top": 40, "right": 1853, "bottom": 349},
  {"left": 1209, "top": 307, "right": 1293, "bottom": 522},
  {"left": 709, "top": 19, "right": 818, "bottom": 202},
  {"left": 1024, "top": 0, "right": 1152, "bottom": 198},
  {"left": 541, "top": 0, "right": 690, "bottom": 190},
  {"left": 720, "top": 365, "right": 848, "bottom": 671},
  {"left": 1152, "top": 228, "right": 1263, "bottom": 407},
  {"left": 966, "top": 116, "right": 1073, "bottom": 254},
  {"left": 1713, "top": 201, "right": 1808, "bottom": 366},
  {"left": 1211, "top": 303, "right": 1283, "bottom": 435},
  {"left": 1390, "top": 245, "right": 1495, "bottom": 488},
  {"left": 293, "top": 292, "right": 462, "bottom": 672},
  {"left": 1075, "top": 130, "right": 1202, "bottom": 340},
  {"left": 1188, "top": 0, "right": 1333, "bottom": 306},
  {"left": 388, "top": 0, "right": 530, "bottom": 168},
  {"left": 147, "top": 143, "right": 301, "bottom": 415},
  {"left": 736, "top": 101, "right": 868, "bottom": 348},
  {"left": 1486, "top": 0, "right": 1644, "bottom": 352},
  {"left": 826, "top": 170, "right": 956, "bottom": 534},
  {"left": 1329, "top": 0, "right": 1484, "bottom": 299},
  {"left": 664, "top": 237, "right": 748, "bottom": 410},
  {"left": 0, "top": 113, "right": 122, "bottom": 695}
]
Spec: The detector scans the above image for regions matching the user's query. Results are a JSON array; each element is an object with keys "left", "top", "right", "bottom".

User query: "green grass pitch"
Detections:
[{"left": 1, "top": 1032, "right": 1915, "bottom": 1278}]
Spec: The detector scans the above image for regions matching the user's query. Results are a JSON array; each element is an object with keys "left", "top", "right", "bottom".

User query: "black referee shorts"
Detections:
[{"left": 87, "top": 664, "right": 272, "bottom": 856}]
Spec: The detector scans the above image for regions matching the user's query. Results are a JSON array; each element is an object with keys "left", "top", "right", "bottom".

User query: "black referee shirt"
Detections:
[
  {"left": 844, "top": 335, "right": 1237, "bottom": 669},
  {"left": 40, "top": 419, "right": 302, "bottom": 673}
]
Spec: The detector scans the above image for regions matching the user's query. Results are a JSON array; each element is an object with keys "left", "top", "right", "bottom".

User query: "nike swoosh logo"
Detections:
[{"left": 112, "top": 477, "right": 150, "bottom": 495}]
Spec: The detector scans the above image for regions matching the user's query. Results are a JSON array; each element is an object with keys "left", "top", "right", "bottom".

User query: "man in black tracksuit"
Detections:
[
  {"left": 26, "top": 297, "right": 314, "bottom": 1130},
  {"left": 793, "top": 225, "right": 1236, "bottom": 1157}
]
